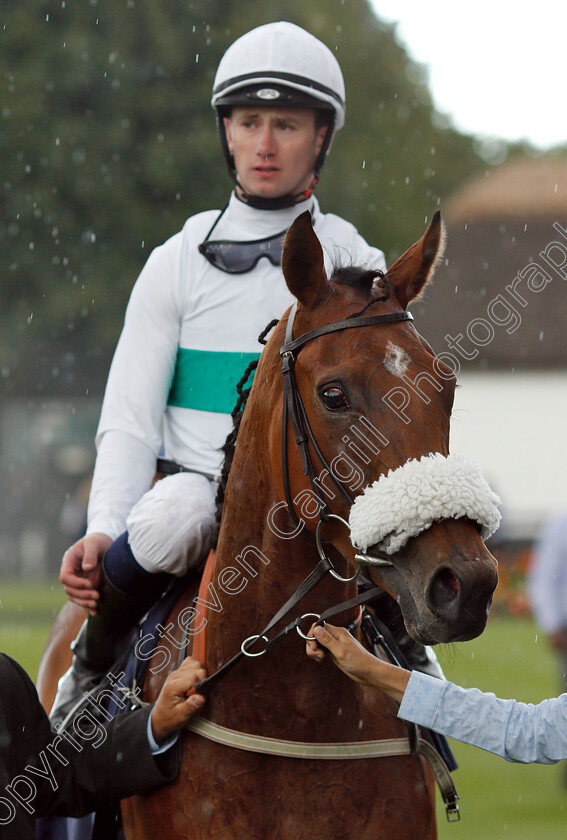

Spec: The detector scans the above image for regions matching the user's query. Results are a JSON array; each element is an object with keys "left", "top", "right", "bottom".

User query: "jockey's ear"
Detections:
[
  {"left": 387, "top": 211, "right": 446, "bottom": 309},
  {"left": 282, "top": 211, "right": 329, "bottom": 309}
]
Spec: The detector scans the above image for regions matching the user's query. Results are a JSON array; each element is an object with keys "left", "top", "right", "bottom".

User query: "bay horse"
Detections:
[{"left": 39, "top": 211, "right": 499, "bottom": 839}]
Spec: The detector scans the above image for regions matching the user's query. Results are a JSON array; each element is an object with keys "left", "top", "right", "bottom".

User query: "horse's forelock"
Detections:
[{"left": 331, "top": 265, "right": 379, "bottom": 294}]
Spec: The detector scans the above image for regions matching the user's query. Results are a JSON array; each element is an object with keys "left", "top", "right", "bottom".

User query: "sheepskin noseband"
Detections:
[{"left": 348, "top": 453, "right": 501, "bottom": 558}]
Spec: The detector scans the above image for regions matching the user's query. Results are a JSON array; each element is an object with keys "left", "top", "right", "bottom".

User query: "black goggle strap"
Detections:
[{"left": 200, "top": 204, "right": 228, "bottom": 244}]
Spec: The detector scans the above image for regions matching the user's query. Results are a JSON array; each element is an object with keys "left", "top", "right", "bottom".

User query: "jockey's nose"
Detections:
[{"left": 256, "top": 124, "right": 277, "bottom": 158}]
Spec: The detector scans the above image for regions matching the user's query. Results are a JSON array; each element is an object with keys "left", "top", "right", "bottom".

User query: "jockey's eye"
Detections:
[{"left": 321, "top": 386, "right": 350, "bottom": 411}]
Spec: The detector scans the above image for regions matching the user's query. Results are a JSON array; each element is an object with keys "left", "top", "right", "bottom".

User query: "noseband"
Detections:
[{"left": 279, "top": 300, "right": 414, "bottom": 571}]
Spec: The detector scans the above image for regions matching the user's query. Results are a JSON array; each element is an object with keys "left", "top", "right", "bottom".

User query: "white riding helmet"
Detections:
[{"left": 211, "top": 22, "right": 346, "bottom": 202}]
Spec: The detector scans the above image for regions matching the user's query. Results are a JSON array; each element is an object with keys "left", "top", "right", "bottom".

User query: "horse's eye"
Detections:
[{"left": 321, "top": 387, "right": 350, "bottom": 411}]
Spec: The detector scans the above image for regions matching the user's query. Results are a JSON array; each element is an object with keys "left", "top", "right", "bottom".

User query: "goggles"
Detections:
[
  {"left": 198, "top": 204, "right": 293, "bottom": 274},
  {"left": 198, "top": 229, "right": 287, "bottom": 274}
]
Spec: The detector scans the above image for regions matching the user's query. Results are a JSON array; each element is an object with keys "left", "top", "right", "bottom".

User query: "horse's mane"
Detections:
[{"left": 213, "top": 264, "right": 390, "bottom": 540}]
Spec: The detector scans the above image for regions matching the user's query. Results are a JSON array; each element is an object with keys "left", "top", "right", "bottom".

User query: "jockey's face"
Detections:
[{"left": 224, "top": 107, "right": 328, "bottom": 201}]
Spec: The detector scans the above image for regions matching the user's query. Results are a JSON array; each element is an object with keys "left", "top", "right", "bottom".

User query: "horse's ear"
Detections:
[
  {"left": 282, "top": 211, "right": 329, "bottom": 308},
  {"left": 387, "top": 211, "right": 446, "bottom": 309}
]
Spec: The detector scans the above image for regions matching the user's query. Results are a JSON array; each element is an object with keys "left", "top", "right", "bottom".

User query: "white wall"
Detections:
[{"left": 450, "top": 372, "right": 567, "bottom": 539}]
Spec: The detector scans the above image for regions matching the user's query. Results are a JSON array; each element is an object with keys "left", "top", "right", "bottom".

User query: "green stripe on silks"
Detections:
[{"left": 167, "top": 347, "right": 261, "bottom": 414}]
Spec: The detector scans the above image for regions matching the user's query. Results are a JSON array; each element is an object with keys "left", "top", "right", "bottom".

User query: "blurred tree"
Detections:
[{"left": 1, "top": 0, "right": 488, "bottom": 398}]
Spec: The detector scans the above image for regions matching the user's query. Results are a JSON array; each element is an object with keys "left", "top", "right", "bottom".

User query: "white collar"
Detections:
[{"left": 216, "top": 192, "right": 319, "bottom": 239}]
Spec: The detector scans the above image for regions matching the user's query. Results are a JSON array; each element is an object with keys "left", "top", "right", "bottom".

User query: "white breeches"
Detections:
[{"left": 126, "top": 472, "right": 217, "bottom": 576}]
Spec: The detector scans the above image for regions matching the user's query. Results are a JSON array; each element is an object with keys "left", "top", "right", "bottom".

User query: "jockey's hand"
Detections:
[
  {"left": 150, "top": 657, "right": 207, "bottom": 745},
  {"left": 305, "top": 622, "right": 410, "bottom": 704},
  {"left": 59, "top": 532, "right": 112, "bottom": 615}
]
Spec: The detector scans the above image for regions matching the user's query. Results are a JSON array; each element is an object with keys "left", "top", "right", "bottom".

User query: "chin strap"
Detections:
[{"left": 235, "top": 176, "right": 318, "bottom": 210}]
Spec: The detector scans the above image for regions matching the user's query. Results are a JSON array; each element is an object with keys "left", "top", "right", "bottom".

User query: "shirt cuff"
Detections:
[
  {"left": 147, "top": 710, "right": 180, "bottom": 755},
  {"left": 397, "top": 670, "right": 448, "bottom": 728}
]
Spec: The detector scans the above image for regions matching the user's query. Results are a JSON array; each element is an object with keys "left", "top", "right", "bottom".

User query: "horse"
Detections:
[{"left": 39, "top": 210, "right": 499, "bottom": 839}]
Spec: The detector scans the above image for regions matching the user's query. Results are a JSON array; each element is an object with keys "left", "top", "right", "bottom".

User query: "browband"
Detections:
[{"left": 280, "top": 301, "right": 413, "bottom": 357}]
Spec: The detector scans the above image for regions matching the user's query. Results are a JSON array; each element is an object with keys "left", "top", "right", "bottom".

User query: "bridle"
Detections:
[
  {"left": 194, "top": 300, "right": 415, "bottom": 694},
  {"left": 280, "top": 299, "right": 414, "bottom": 575}
]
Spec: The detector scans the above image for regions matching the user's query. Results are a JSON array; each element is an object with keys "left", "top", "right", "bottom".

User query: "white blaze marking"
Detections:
[{"left": 384, "top": 341, "right": 410, "bottom": 377}]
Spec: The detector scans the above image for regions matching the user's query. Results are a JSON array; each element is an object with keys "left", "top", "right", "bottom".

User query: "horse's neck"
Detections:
[
  {"left": 212, "top": 489, "right": 322, "bottom": 648},
  {"left": 203, "top": 424, "right": 399, "bottom": 735}
]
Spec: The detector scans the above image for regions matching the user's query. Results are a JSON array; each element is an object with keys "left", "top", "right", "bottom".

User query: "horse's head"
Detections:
[{"left": 273, "top": 211, "right": 498, "bottom": 644}]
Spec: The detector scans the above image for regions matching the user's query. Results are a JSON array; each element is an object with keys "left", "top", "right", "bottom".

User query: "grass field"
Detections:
[
  {"left": 1, "top": 581, "right": 566, "bottom": 836},
  {"left": 0, "top": 580, "right": 66, "bottom": 677}
]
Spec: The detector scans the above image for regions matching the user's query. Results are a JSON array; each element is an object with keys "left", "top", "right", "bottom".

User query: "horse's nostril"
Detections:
[{"left": 427, "top": 568, "right": 460, "bottom": 617}]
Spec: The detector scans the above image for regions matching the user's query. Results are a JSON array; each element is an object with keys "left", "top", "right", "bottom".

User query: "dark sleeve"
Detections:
[{"left": 0, "top": 655, "right": 180, "bottom": 821}]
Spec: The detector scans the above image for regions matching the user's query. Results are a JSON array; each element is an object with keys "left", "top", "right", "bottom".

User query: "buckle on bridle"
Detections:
[{"left": 315, "top": 515, "right": 361, "bottom": 583}]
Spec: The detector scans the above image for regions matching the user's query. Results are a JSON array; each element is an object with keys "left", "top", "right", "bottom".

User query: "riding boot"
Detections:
[{"left": 49, "top": 533, "right": 173, "bottom": 730}]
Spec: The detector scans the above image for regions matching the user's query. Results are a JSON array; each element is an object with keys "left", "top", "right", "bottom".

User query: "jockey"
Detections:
[{"left": 51, "top": 21, "right": 404, "bottom": 725}]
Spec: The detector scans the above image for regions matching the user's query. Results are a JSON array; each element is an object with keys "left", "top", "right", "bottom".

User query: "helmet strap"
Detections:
[{"left": 234, "top": 176, "right": 319, "bottom": 210}]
